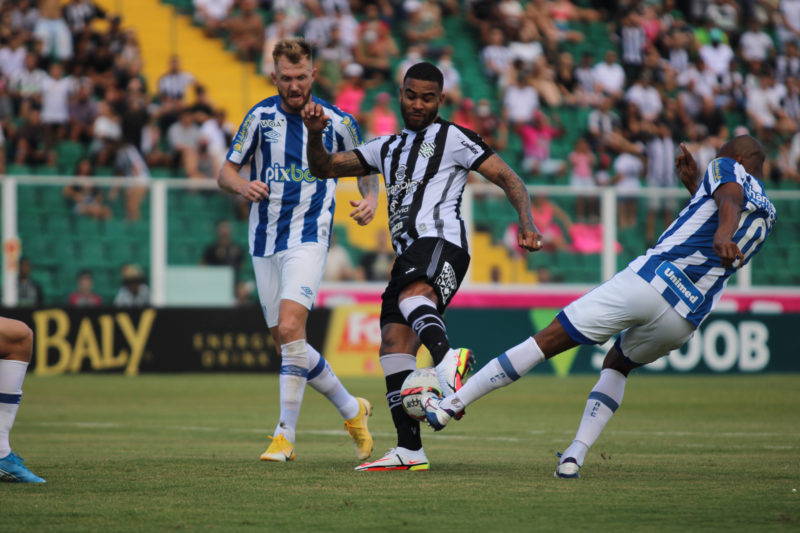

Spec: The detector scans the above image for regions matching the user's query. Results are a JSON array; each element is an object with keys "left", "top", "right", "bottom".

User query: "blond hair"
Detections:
[{"left": 272, "top": 38, "right": 313, "bottom": 64}]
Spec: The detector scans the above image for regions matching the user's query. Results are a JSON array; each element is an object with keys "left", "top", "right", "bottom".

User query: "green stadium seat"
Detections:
[
  {"left": 6, "top": 164, "right": 32, "bottom": 176},
  {"left": 56, "top": 141, "right": 87, "bottom": 174}
]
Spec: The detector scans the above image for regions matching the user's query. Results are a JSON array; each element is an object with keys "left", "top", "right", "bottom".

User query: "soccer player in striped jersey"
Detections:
[
  {"left": 422, "top": 135, "right": 777, "bottom": 478},
  {"left": 0, "top": 317, "right": 45, "bottom": 482},
  {"left": 303, "top": 62, "right": 544, "bottom": 470},
  {"left": 217, "top": 38, "right": 379, "bottom": 463}
]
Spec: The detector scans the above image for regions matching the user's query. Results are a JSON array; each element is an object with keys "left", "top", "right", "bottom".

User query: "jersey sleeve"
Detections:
[
  {"left": 352, "top": 136, "right": 384, "bottom": 174},
  {"left": 226, "top": 110, "right": 260, "bottom": 165},
  {"left": 337, "top": 113, "right": 364, "bottom": 151},
  {"left": 451, "top": 124, "right": 494, "bottom": 171},
  {"left": 702, "top": 157, "right": 745, "bottom": 197}
]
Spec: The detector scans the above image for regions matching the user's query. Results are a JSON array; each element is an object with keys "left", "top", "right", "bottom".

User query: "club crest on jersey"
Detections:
[
  {"left": 395, "top": 164, "right": 407, "bottom": 181},
  {"left": 435, "top": 261, "right": 458, "bottom": 304},
  {"left": 419, "top": 142, "right": 436, "bottom": 158}
]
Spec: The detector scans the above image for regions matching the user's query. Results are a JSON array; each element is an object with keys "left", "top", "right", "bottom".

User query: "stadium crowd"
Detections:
[{"left": 3, "top": 0, "right": 800, "bottom": 302}]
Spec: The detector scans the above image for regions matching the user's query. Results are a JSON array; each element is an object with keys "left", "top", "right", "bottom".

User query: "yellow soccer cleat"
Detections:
[
  {"left": 260, "top": 434, "right": 296, "bottom": 462},
  {"left": 344, "top": 397, "right": 374, "bottom": 461}
]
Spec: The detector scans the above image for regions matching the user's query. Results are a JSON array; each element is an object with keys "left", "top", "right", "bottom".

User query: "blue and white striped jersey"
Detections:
[
  {"left": 226, "top": 95, "right": 363, "bottom": 256},
  {"left": 629, "top": 157, "right": 777, "bottom": 326}
]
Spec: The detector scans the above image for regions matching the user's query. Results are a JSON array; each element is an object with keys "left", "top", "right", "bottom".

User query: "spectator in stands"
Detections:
[
  {"left": 554, "top": 51, "right": 581, "bottom": 106},
  {"left": 518, "top": 110, "right": 564, "bottom": 178},
  {"left": 334, "top": 63, "right": 366, "bottom": 121},
  {"left": 394, "top": 45, "right": 424, "bottom": 87},
  {"left": 587, "top": 96, "right": 618, "bottom": 149},
  {"left": 0, "top": 32, "right": 27, "bottom": 80},
  {"left": 625, "top": 70, "right": 662, "bottom": 122},
  {"left": 34, "top": 0, "right": 73, "bottom": 61},
  {"left": 568, "top": 136, "right": 597, "bottom": 221},
  {"left": 112, "top": 144, "right": 150, "bottom": 221},
  {"left": 0, "top": 120, "right": 5, "bottom": 175},
  {"left": 113, "top": 264, "right": 149, "bottom": 307},
  {"left": 167, "top": 108, "right": 204, "bottom": 179},
  {"left": 480, "top": 27, "right": 513, "bottom": 85},
  {"left": 68, "top": 79, "right": 97, "bottom": 143},
  {"left": 644, "top": 121, "right": 677, "bottom": 245},
  {"left": 68, "top": 269, "right": 102, "bottom": 307},
  {"left": 474, "top": 98, "right": 508, "bottom": 152},
  {"left": 313, "top": 24, "right": 353, "bottom": 101},
  {"left": 739, "top": 19, "right": 775, "bottom": 64},
  {"left": 235, "top": 280, "right": 256, "bottom": 307},
  {"left": 695, "top": 97, "right": 728, "bottom": 146},
  {"left": 89, "top": 100, "right": 121, "bottom": 166},
  {"left": 592, "top": 50, "right": 626, "bottom": 102},
  {"left": 508, "top": 19, "right": 545, "bottom": 70},
  {"left": 777, "top": 0, "right": 800, "bottom": 49},
  {"left": 404, "top": 0, "right": 445, "bottom": 56},
  {"left": 776, "top": 41, "right": 800, "bottom": 84},
  {"left": 354, "top": 4, "right": 398, "bottom": 86},
  {"left": 451, "top": 97, "right": 478, "bottom": 131},
  {"left": 530, "top": 55, "right": 563, "bottom": 108},
  {"left": 63, "top": 0, "right": 106, "bottom": 41},
  {"left": 0, "top": 80, "right": 13, "bottom": 143},
  {"left": 777, "top": 130, "right": 800, "bottom": 183},
  {"left": 323, "top": 232, "right": 360, "bottom": 282},
  {"left": 17, "top": 258, "right": 43, "bottom": 307},
  {"left": 619, "top": 8, "right": 647, "bottom": 80},
  {"left": 363, "top": 91, "right": 398, "bottom": 139},
  {"left": 574, "top": 51, "right": 596, "bottom": 100},
  {"left": 202, "top": 220, "right": 244, "bottom": 280},
  {"left": 503, "top": 69, "right": 539, "bottom": 125},
  {"left": 358, "top": 229, "right": 394, "bottom": 282},
  {"left": 41, "top": 62, "right": 75, "bottom": 151},
  {"left": 612, "top": 148, "right": 644, "bottom": 231},
  {"left": 9, "top": 52, "right": 46, "bottom": 116},
  {"left": 193, "top": 0, "right": 232, "bottom": 38},
  {"left": 158, "top": 55, "right": 195, "bottom": 104},
  {"left": 261, "top": 11, "right": 293, "bottom": 77},
  {"left": 225, "top": 0, "right": 264, "bottom": 62},
  {"left": 14, "top": 106, "right": 55, "bottom": 167},
  {"left": 745, "top": 68, "right": 797, "bottom": 141},
  {"left": 8, "top": 0, "right": 39, "bottom": 36},
  {"left": 63, "top": 158, "right": 112, "bottom": 220},
  {"left": 699, "top": 27, "right": 735, "bottom": 78},
  {"left": 197, "top": 107, "right": 227, "bottom": 175},
  {"left": 437, "top": 48, "right": 462, "bottom": 106}
]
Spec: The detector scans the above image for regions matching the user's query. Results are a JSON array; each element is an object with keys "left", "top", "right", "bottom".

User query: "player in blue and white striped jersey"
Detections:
[
  {"left": 217, "top": 38, "right": 379, "bottom": 464},
  {"left": 422, "top": 135, "right": 776, "bottom": 478}
]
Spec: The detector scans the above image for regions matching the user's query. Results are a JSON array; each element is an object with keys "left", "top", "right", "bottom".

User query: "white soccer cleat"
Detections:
[
  {"left": 554, "top": 457, "right": 580, "bottom": 478},
  {"left": 434, "top": 348, "right": 474, "bottom": 398},
  {"left": 422, "top": 392, "right": 460, "bottom": 431},
  {"left": 354, "top": 447, "right": 429, "bottom": 471}
]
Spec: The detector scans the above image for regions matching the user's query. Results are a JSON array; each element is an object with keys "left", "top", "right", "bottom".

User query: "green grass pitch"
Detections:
[{"left": 3, "top": 374, "right": 799, "bottom": 532}]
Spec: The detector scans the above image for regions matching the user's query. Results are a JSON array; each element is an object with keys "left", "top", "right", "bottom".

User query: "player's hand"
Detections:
[
  {"left": 713, "top": 236, "right": 744, "bottom": 268},
  {"left": 349, "top": 197, "right": 376, "bottom": 226},
  {"left": 517, "top": 226, "right": 544, "bottom": 252},
  {"left": 239, "top": 180, "right": 269, "bottom": 202},
  {"left": 301, "top": 102, "right": 330, "bottom": 134},
  {"left": 675, "top": 143, "right": 697, "bottom": 187}
]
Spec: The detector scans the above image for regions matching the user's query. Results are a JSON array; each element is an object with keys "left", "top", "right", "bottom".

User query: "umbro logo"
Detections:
[{"left": 300, "top": 286, "right": 313, "bottom": 298}]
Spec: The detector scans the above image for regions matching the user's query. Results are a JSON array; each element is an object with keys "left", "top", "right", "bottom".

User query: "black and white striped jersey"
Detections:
[{"left": 353, "top": 117, "right": 493, "bottom": 255}]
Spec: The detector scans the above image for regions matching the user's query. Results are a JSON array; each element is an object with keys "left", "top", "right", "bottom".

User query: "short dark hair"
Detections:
[{"left": 403, "top": 62, "right": 444, "bottom": 90}]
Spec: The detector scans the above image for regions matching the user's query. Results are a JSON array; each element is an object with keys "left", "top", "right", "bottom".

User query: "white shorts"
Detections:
[
  {"left": 252, "top": 243, "right": 328, "bottom": 328},
  {"left": 559, "top": 267, "right": 695, "bottom": 365}
]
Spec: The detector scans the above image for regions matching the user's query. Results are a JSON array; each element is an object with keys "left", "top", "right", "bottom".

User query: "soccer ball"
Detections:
[{"left": 400, "top": 367, "right": 441, "bottom": 421}]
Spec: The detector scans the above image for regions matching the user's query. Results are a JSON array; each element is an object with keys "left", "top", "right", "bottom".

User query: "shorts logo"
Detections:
[
  {"left": 655, "top": 261, "right": 703, "bottom": 311},
  {"left": 300, "top": 286, "right": 314, "bottom": 299},
  {"left": 435, "top": 261, "right": 457, "bottom": 304},
  {"left": 419, "top": 142, "right": 436, "bottom": 158}
]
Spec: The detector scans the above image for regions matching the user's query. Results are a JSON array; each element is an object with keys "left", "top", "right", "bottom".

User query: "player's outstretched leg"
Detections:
[
  {"left": 423, "top": 337, "right": 545, "bottom": 431},
  {"left": 398, "top": 295, "right": 473, "bottom": 397},
  {"left": 0, "top": 318, "right": 45, "bottom": 483},
  {"left": 556, "top": 368, "right": 628, "bottom": 479},
  {"left": 261, "top": 339, "right": 308, "bottom": 462},
  {"left": 356, "top": 352, "right": 429, "bottom": 471},
  {"left": 304, "top": 344, "right": 373, "bottom": 460}
]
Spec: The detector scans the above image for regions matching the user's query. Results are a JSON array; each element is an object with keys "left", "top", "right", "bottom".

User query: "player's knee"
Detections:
[
  {"left": 6, "top": 321, "right": 34, "bottom": 362},
  {"left": 398, "top": 281, "right": 437, "bottom": 305},
  {"left": 601, "top": 348, "right": 637, "bottom": 376},
  {"left": 379, "top": 324, "right": 419, "bottom": 356}
]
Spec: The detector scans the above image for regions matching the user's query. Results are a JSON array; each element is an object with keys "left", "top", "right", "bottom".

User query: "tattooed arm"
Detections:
[
  {"left": 302, "top": 102, "right": 371, "bottom": 179},
  {"left": 476, "top": 154, "right": 543, "bottom": 252}
]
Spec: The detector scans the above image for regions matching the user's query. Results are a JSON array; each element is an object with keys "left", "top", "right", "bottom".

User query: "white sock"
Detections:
[
  {"left": 441, "top": 337, "right": 544, "bottom": 412},
  {"left": 275, "top": 340, "right": 308, "bottom": 444},
  {"left": 562, "top": 368, "right": 627, "bottom": 466},
  {"left": 305, "top": 344, "right": 359, "bottom": 420},
  {"left": 0, "top": 359, "right": 28, "bottom": 457}
]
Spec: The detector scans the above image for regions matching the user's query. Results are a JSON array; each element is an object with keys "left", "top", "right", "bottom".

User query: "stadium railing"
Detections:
[{"left": 2, "top": 176, "right": 799, "bottom": 307}]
